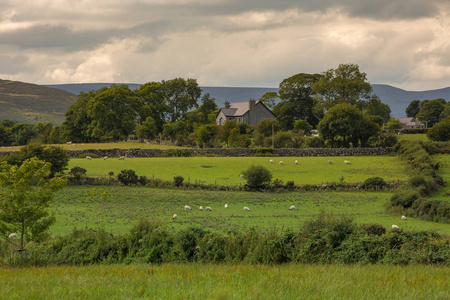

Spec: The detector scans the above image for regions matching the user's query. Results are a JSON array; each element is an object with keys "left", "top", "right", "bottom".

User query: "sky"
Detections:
[{"left": 1, "top": 0, "right": 450, "bottom": 91}]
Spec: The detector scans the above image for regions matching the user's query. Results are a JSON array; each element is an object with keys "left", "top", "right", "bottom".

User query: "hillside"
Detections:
[{"left": 0, "top": 80, "right": 76, "bottom": 124}]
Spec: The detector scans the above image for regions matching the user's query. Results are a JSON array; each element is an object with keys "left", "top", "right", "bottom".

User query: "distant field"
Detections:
[
  {"left": 0, "top": 141, "right": 187, "bottom": 152},
  {"left": 1, "top": 264, "right": 448, "bottom": 299},
  {"left": 68, "top": 155, "right": 409, "bottom": 186},
  {"left": 50, "top": 186, "right": 450, "bottom": 235},
  {"left": 397, "top": 133, "right": 429, "bottom": 142}
]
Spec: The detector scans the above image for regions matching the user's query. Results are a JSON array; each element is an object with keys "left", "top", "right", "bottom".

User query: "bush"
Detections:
[
  {"left": 360, "top": 223, "right": 386, "bottom": 236},
  {"left": 369, "top": 132, "right": 398, "bottom": 147},
  {"left": 389, "top": 192, "right": 419, "bottom": 208},
  {"left": 173, "top": 176, "right": 184, "bottom": 187},
  {"left": 139, "top": 176, "right": 148, "bottom": 186},
  {"left": 242, "top": 165, "right": 272, "bottom": 188},
  {"left": 304, "top": 136, "right": 325, "bottom": 148},
  {"left": 360, "top": 177, "right": 387, "bottom": 190},
  {"left": 117, "top": 169, "right": 139, "bottom": 186},
  {"left": 68, "top": 166, "right": 87, "bottom": 180}
]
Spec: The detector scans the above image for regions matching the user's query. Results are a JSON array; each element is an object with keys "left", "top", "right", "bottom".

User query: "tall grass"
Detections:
[{"left": 0, "top": 264, "right": 448, "bottom": 299}]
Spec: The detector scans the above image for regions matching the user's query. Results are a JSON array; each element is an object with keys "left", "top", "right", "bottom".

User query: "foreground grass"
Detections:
[
  {"left": 1, "top": 264, "right": 448, "bottom": 299},
  {"left": 50, "top": 186, "right": 450, "bottom": 235},
  {"left": 68, "top": 155, "right": 408, "bottom": 186}
]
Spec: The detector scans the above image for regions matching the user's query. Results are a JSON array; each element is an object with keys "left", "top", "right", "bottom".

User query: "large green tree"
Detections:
[
  {"left": 427, "top": 117, "right": 450, "bottom": 142},
  {"left": 161, "top": 78, "right": 202, "bottom": 122},
  {"left": 87, "top": 85, "right": 142, "bottom": 140},
  {"left": 136, "top": 81, "right": 168, "bottom": 134},
  {"left": 311, "top": 63, "right": 374, "bottom": 111},
  {"left": 0, "top": 158, "right": 67, "bottom": 256},
  {"left": 364, "top": 96, "right": 391, "bottom": 123},
  {"left": 318, "top": 103, "right": 379, "bottom": 147},
  {"left": 273, "top": 73, "right": 322, "bottom": 130},
  {"left": 416, "top": 99, "right": 446, "bottom": 127},
  {"left": 405, "top": 100, "right": 421, "bottom": 118}
]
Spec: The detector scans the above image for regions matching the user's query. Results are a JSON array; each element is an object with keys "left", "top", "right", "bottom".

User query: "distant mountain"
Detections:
[
  {"left": 0, "top": 80, "right": 76, "bottom": 124},
  {"left": 45, "top": 82, "right": 450, "bottom": 118}
]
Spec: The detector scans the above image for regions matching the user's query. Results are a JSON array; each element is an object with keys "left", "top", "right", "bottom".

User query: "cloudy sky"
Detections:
[{"left": 1, "top": 0, "right": 450, "bottom": 90}]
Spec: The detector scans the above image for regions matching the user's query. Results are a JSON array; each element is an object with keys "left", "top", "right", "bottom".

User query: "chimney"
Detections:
[
  {"left": 223, "top": 101, "right": 230, "bottom": 108},
  {"left": 249, "top": 98, "right": 256, "bottom": 125}
]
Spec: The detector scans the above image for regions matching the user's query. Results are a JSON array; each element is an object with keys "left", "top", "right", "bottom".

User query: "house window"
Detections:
[{"left": 219, "top": 117, "right": 224, "bottom": 125}]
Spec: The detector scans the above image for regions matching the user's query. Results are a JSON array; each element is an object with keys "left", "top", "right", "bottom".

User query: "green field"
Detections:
[
  {"left": 68, "top": 155, "right": 409, "bottom": 186},
  {"left": 50, "top": 186, "right": 450, "bottom": 235},
  {"left": 1, "top": 264, "right": 448, "bottom": 299}
]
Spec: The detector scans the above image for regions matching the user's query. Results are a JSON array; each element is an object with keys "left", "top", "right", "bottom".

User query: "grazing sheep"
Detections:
[
  {"left": 240, "top": 174, "right": 244, "bottom": 178},
  {"left": 270, "top": 159, "right": 274, "bottom": 164},
  {"left": 206, "top": 206, "right": 212, "bottom": 211},
  {"left": 295, "top": 160, "right": 298, "bottom": 164},
  {"left": 184, "top": 205, "right": 191, "bottom": 210},
  {"left": 119, "top": 156, "right": 125, "bottom": 160},
  {"left": 103, "top": 156, "right": 108, "bottom": 160},
  {"left": 392, "top": 224, "right": 399, "bottom": 230},
  {"left": 401, "top": 215, "right": 407, "bottom": 220},
  {"left": 9, "top": 233, "right": 17, "bottom": 238},
  {"left": 199, "top": 206, "right": 203, "bottom": 211},
  {"left": 328, "top": 160, "right": 333, "bottom": 164},
  {"left": 173, "top": 214, "right": 177, "bottom": 220},
  {"left": 344, "top": 160, "right": 351, "bottom": 164},
  {"left": 225, "top": 204, "right": 228, "bottom": 209},
  {"left": 289, "top": 205, "right": 295, "bottom": 210},
  {"left": 66, "top": 141, "right": 72, "bottom": 144},
  {"left": 279, "top": 161, "right": 283, "bottom": 165},
  {"left": 86, "top": 156, "right": 92, "bottom": 160},
  {"left": 244, "top": 206, "right": 250, "bottom": 211}
]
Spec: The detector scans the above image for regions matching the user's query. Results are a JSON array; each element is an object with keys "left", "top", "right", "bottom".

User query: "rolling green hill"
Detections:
[{"left": 0, "top": 79, "right": 76, "bottom": 125}]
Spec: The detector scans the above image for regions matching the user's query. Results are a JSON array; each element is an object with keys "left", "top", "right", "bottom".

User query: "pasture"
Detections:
[
  {"left": 1, "top": 264, "right": 448, "bottom": 299},
  {"left": 68, "top": 155, "right": 409, "bottom": 186},
  {"left": 50, "top": 186, "right": 450, "bottom": 235}
]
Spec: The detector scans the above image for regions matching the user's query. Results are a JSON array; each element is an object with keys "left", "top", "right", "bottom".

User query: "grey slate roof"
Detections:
[{"left": 221, "top": 101, "right": 258, "bottom": 116}]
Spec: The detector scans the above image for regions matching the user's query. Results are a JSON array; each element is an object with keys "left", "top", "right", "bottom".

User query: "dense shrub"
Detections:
[
  {"left": 117, "top": 169, "right": 139, "bottom": 186},
  {"left": 68, "top": 166, "right": 87, "bottom": 180},
  {"left": 360, "top": 177, "right": 387, "bottom": 190},
  {"left": 369, "top": 132, "right": 398, "bottom": 147},
  {"left": 389, "top": 192, "right": 419, "bottom": 209},
  {"left": 241, "top": 165, "right": 272, "bottom": 188},
  {"left": 173, "top": 176, "right": 184, "bottom": 187},
  {"left": 304, "top": 136, "right": 325, "bottom": 148},
  {"left": 427, "top": 117, "right": 450, "bottom": 142},
  {"left": 360, "top": 223, "right": 386, "bottom": 236}
]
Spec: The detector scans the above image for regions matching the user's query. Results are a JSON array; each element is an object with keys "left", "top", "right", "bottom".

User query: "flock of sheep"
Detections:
[
  {"left": 268, "top": 159, "right": 351, "bottom": 165},
  {"left": 85, "top": 155, "right": 126, "bottom": 160},
  {"left": 173, "top": 203, "right": 253, "bottom": 220}
]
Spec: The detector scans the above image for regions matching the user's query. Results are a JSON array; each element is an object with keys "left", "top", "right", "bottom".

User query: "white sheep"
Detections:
[
  {"left": 240, "top": 174, "right": 244, "bottom": 178},
  {"left": 86, "top": 156, "right": 92, "bottom": 160},
  {"left": 184, "top": 205, "right": 191, "bottom": 210},
  {"left": 103, "top": 156, "right": 108, "bottom": 160},
  {"left": 173, "top": 214, "right": 177, "bottom": 220},
  {"left": 401, "top": 215, "right": 407, "bottom": 220},
  {"left": 225, "top": 204, "right": 228, "bottom": 209},
  {"left": 206, "top": 206, "right": 212, "bottom": 211},
  {"left": 270, "top": 159, "right": 274, "bottom": 163},
  {"left": 244, "top": 206, "right": 250, "bottom": 211},
  {"left": 289, "top": 205, "right": 295, "bottom": 210},
  {"left": 344, "top": 160, "right": 351, "bottom": 164},
  {"left": 295, "top": 160, "right": 298, "bottom": 165},
  {"left": 66, "top": 141, "right": 72, "bottom": 144},
  {"left": 279, "top": 161, "right": 283, "bottom": 165},
  {"left": 392, "top": 224, "right": 399, "bottom": 230},
  {"left": 9, "top": 233, "right": 17, "bottom": 238},
  {"left": 199, "top": 206, "right": 203, "bottom": 211},
  {"left": 328, "top": 160, "right": 333, "bottom": 164},
  {"left": 119, "top": 156, "right": 125, "bottom": 160}
]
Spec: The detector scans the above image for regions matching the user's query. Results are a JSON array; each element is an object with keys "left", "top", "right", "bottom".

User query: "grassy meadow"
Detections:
[
  {"left": 1, "top": 264, "right": 448, "bottom": 299},
  {"left": 50, "top": 186, "right": 450, "bottom": 235},
  {"left": 68, "top": 155, "right": 409, "bottom": 186}
]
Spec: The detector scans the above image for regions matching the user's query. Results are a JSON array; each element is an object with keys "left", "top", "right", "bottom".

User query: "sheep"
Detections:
[
  {"left": 344, "top": 160, "right": 351, "bottom": 164},
  {"left": 401, "top": 215, "right": 407, "bottom": 220},
  {"left": 295, "top": 160, "right": 298, "bottom": 165},
  {"left": 199, "top": 206, "right": 203, "bottom": 211},
  {"left": 103, "top": 156, "right": 108, "bottom": 160},
  {"left": 270, "top": 159, "right": 274, "bottom": 164},
  {"left": 289, "top": 205, "right": 295, "bottom": 210},
  {"left": 9, "top": 233, "right": 17, "bottom": 238},
  {"left": 225, "top": 204, "right": 228, "bottom": 209},
  {"left": 244, "top": 206, "right": 250, "bottom": 211},
  {"left": 173, "top": 214, "right": 177, "bottom": 220},
  {"left": 240, "top": 174, "right": 244, "bottom": 178},
  {"left": 392, "top": 225, "right": 399, "bottom": 230},
  {"left": 184, "top": 205, "right": 191, "bottom": 210},
  {"left": 279, "top": 161, "right": 283, "bottom": 165},
  {"left": 328, "top": 160, "right": 333, "bottom": 164},
  {"left": 66, "top": 141, "right": 72, "bottom": 144},
  {"left": 206, "top": 206, "right": 212, "bottom": 211},
  {"left": 119, "top": 156, "right": 125, "bottom": 160},
  {"left": 86, "top": 156, "right": 92, "bottom": 160}
]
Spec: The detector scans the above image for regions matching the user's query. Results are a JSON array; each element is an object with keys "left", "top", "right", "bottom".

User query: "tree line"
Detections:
[{"left": 1, "top": 63, "right": 448, "bottom": 147}]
